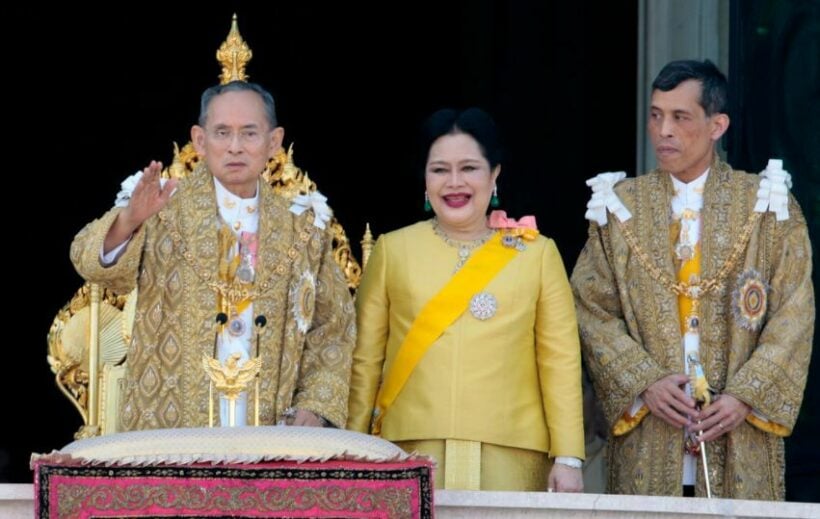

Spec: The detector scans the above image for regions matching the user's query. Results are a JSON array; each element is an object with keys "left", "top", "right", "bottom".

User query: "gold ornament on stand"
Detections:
[{"left": 202, "top": 352, "right": 262, "bottom": 427}]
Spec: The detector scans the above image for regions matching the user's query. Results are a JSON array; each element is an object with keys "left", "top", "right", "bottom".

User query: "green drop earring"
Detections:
[
  {"left": 490, "top": 185, "right": 500, "bottom": 208},
  {"left": 424, "top": 192, "right": 432, "bottom": 212}
]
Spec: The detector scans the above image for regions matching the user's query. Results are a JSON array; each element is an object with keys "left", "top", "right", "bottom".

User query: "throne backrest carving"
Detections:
[{"left": 47, "top": 15, "right": 372, "bottom": 439}]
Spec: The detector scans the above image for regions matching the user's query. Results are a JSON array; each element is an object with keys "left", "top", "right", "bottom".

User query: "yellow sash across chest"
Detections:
[{"left": 371, "top": 232, "right": 518, "bottom": 435}]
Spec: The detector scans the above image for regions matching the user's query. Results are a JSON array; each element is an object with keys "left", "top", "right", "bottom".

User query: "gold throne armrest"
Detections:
[
  {"left": 47, "top": 284, "right": 132, "bottom": 437},
  {"left": 48, "top": 15, "right": 375, "bottom": 439}
]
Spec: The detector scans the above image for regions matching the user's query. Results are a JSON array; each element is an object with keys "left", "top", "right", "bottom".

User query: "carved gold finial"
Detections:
[
  {"left": 217, "top": 13, "right": 252, "bottom": 84},
  {"left": 166, "top": 142, "right": 197, "bottom": 179},
  {"left": 361, "top": 223, "right": 375, "bottom": 269}
]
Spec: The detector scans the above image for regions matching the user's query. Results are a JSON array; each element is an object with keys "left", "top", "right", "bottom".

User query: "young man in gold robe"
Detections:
[
  {"left": 571, "top": 60, "right": 813, "bottom": 499},
  {"left": 71, "top": 81, "right": 355, "bottom": 430}
]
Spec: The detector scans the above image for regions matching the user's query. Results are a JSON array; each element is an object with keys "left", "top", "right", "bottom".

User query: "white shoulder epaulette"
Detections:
[
  {"left": 289, "top": 190, "right": 333, "bottom": 229},
  {"left": 754, "top": 159, "right": 792, "bottom": 221},
  {"left": 584, "top": 171, "right": 632, "bottom": 226}
]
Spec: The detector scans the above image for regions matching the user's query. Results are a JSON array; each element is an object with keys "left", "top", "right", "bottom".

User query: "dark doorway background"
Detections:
[
  {"left": 5, "top": 0, "right": 817, "bottom": 502},
  {"left": 726, "top": 0, "right": 820, "bottom": 502},
  {"left": 6, "top": 0, "right": 637, "bottom": 483}
]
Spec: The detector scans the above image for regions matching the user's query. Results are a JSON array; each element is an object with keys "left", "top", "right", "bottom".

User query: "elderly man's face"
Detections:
[
  {"left": 192, "top": 90, "right": 283, "bottom": 198},
  {"left": 648, "top": 79, "right": 728, "bottom": 183}
]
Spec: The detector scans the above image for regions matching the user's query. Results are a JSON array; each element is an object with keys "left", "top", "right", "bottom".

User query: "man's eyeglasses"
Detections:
[{"left": 207, "top": 128, "right": 266, "bottom": 145}]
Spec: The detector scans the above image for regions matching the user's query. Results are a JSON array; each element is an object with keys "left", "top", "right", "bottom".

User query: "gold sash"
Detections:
[{"left": 371, "top": 233, "right": 517, "bottom": 434}]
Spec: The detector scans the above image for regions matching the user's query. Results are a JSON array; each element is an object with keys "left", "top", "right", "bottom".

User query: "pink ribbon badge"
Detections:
[{"left": 489, "top": 210, "right": 538, "bottom": 240}]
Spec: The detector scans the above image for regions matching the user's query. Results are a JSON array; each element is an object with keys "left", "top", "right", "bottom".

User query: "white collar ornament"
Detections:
[
  {"left": 213, "top": 177, "right": 259, "bottom": 232},
  {"left": 670, "top": 169, "right": 708, "bottom": 216},
  {"left": 213, "top": 177, "right": 259, "bottom": 208},
  {"left": 754, "top": 159, "right": 792, "bottom": 221},
  {"left": 583, "top": 171, "right": 632, "bottom": 226},
  {"left": 114, "top": 170, "right": 176, "bottom": 208},
  {"left": 289, "top": 191, "right": 333, "bottom": 230}
]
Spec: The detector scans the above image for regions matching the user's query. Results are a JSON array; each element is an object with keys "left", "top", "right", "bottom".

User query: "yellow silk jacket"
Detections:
[
  {"left": 71, "top": 166, "right": 356, "bottom": 430},
  {"left": 348, "top": 220, "right": 585, "bottom": 458}
]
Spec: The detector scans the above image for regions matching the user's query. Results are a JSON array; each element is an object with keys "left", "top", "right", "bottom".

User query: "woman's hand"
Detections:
[{"left": 548, "top": 463, "right": 584, "bottom": 493}]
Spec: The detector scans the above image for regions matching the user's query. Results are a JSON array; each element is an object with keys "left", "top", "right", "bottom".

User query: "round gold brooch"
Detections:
[{"left": 732, "top": 269, "right": 768, "bottom": 331}]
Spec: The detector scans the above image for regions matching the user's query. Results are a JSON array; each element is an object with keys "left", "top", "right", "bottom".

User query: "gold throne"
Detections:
[{"left": 47, "top": 15, "right": 375, "bottom": 439}]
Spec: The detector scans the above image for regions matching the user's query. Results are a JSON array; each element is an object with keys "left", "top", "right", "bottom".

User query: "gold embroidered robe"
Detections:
[
  {"left": 71, "top": 167, "right": 356, "bottom": 430},
  {"left": 570, "top": 160, "right": 814, "bottom": 499}
]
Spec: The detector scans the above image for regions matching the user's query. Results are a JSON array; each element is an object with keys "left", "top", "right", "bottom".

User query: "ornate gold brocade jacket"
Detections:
[
  {"left": 571, "top": 160, "right": 813, "bottom": 499},
  {"left": 71, "top": 167, "right": 356, "bottom": 430}
]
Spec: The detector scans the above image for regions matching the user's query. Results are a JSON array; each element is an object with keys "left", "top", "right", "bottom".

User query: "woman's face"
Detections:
[{"left": 425, "top": 132, "right": 499, "bottom": 233}]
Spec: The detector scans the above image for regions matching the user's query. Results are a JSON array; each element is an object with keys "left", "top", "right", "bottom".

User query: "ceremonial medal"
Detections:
[
  {"left": 501, "top": 233, "right": 527, "bottom": 251},
  {"left": 236, "top": 262, "right": 254, "bottom": 283},
  {"left": 228, "top": 315, "right": 246, "bottom": 337},
  {"left": 733, "top": 269, "right": 768, "bottom": 331},
  {"left": 688, "top": 315, "right": 700, "bottom": 331},
  {"left": 675, "top": 243, "right": 694, "bottom": 262}
]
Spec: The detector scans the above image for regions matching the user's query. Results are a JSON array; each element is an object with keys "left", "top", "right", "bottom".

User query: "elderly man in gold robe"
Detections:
[
  {"left": 571, "top": 60, "right": 813, "bottom": 500},
  {"left": 71, "top": 81, "right": 355, "bottom": 430}
]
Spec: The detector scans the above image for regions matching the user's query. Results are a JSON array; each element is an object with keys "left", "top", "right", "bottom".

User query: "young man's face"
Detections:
[{"left": 648, "top": 79, "right": 728, "bottom": 182}]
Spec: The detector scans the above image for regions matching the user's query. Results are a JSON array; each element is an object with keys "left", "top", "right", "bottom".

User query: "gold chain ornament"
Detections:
[
  {"left": 614, "top": 211, "right": 761, "bottom": 300},
  {"left": 158, "top": 212, "right": 311, "bottom": 307}
]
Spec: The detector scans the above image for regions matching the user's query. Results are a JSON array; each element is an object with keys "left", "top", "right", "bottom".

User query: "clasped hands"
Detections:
[{"left": 641, "top": 374, "right": 750, "bottom": 442}]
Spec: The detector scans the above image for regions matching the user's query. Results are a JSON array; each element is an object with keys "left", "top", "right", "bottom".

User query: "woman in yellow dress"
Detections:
[{"left": 348, "top": 108, "right": 584, "bottom": 491}]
